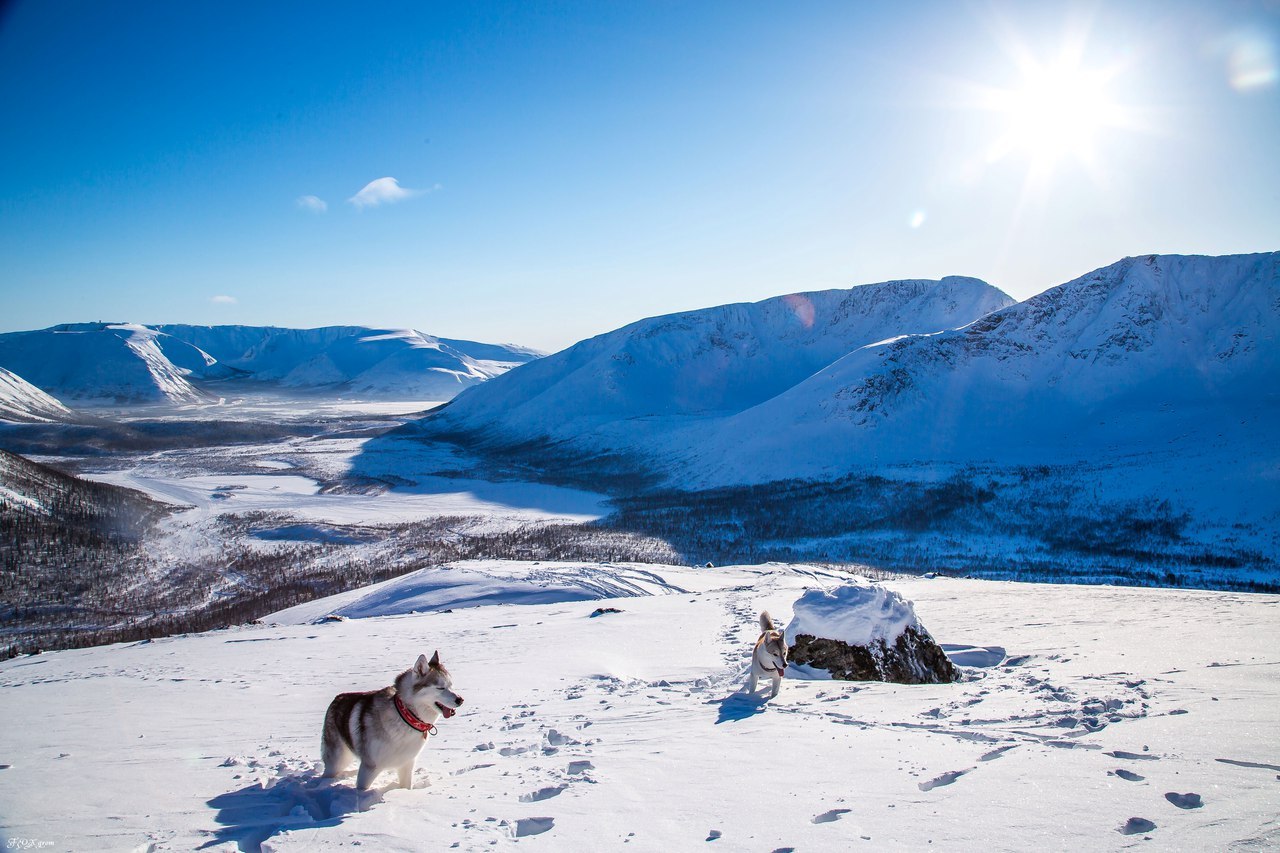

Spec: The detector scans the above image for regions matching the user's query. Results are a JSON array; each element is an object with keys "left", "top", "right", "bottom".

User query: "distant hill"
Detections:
[
  {"left": 158, "top": 324, "right": 541, "bottom": 398},
  {"left": 0, "top": 323, "right": 225, "bottom": 404},
  {"left": 0, "top": 323, "right": 543, "bottom": 404}
]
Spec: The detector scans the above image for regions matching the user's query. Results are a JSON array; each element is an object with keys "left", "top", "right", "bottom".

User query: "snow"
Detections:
[
  {"left": 783, "top": 582, "right": 922, "bottom": 648},
  {"left": 0, "top": 324, "right": 542, "bottom": 407},
  {"left": 0, "top": 323, "right": 221, "bottom": 404},
  {"left": 85, "top": 468, "right": 606, "bottom": 526},
  {"left": 1, "top": 564, "right": 1277, "bottom": 851},
  {"left": 397, "top": 252, "right": 1280, "bottom": 576},
  {"left": 0, "top": 366, "right": 75, "bottom": 423},
  {"left": 271, "top": 560, "right": 716, "bottom": 624},
  {"left": 678, "top": 252, "right": 1280, "bottom": 483},
  {"left": 156, "top": 324, "right": 543, "bottom": 398},
  {"left": 426, "top": 276, "right": 1014, "bottom": 447}
]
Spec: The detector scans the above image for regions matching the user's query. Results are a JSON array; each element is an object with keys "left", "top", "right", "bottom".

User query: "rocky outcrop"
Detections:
[
  {"left": 783, "top": 583, "right": 958, "bottom": 684},
  {"left": 788, "top": 624, "right": 958, "bottom": 684}
]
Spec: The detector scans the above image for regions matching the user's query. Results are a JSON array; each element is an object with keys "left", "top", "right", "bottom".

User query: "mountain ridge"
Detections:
[
  {"left": 424, "top": 275, "right": 1016, "bottom": 450},
  {"left": 674, "top": 251, "right": 1279, "bottom": 484},
  {"left": 0, "top": 323, "right": 543, "bottom": 405}
]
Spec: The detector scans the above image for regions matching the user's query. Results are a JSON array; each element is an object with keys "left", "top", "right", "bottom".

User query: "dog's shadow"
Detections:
[
  {"left": 713, "top": 689, "right": 772, "bottom": 724},
  {"left": 199, "top": 768, "right": 378, "bottom": 852}
]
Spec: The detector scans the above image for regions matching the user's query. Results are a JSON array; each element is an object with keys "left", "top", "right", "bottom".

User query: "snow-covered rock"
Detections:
[
  {"left": 784, "top": 584, "right": 957, "bottom": 683},
  {"left": 421, "top": 276, "right": 1014, "bottom": 449},
  {"left": 0, "top": 366, "right": 76, "bottom": 422}
]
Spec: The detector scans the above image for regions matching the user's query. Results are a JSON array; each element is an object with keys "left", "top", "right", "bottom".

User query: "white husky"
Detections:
[
  {"left": 321, "top": 651, "right": 464, "bottom": 791},
  {"left": 746, "top": 611, "right": 788, "bottom": 698}
]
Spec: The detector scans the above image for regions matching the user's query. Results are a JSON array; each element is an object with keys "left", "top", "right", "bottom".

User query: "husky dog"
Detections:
[
  {"left": 322, "top": 650, "right": 464, "bottom": 791},
  {"left": 746, "top": 611, "right": 788, "bottom": 698}
]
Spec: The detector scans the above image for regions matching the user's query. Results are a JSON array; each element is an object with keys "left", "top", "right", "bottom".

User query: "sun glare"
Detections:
[{"left": 987, "top": 58, "right": 1122, "bottom": 170}]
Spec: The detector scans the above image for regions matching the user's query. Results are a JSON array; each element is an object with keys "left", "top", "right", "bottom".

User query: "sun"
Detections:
[{"left": 986, "top": 57, "right": 1123, "bottom": 172}]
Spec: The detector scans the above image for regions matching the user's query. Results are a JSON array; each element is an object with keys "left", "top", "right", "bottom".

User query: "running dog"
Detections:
[
  {"left": 322, "top": 651, "right": 464, "bottom": 791},
  {"left": 746, "top": 611, "right": 788, "bottom": 698}
]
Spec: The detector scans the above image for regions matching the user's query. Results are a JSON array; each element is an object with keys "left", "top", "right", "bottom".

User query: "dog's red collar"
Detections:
[{"left": 394, "top": 696, "right": 438, "bottom": 739}]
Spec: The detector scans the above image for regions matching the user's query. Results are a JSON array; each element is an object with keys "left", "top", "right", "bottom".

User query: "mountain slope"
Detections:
[
  {"left": 0, "top": 367, "right": 76, "bottom": 423},
  {"left": 0, "top": 323, "right": 223, "bottom": 404},
  {"left": 157, "top": 325, "right": 543, "bottom": 398},
  {"left": 0, "top": 324, "right": 543, "bottom": 405},
  {"left": 680, "top": 252, "right": 1280, "bottom": 483},
  {"left": 0, "top": 448, "right": 168, "bottom": 652},
  {"left": 2, "top": 565, "right": 1277, "bottom": 851},
  {"left": 423, "top": 277, "right": 1014, "bottom": 448}
]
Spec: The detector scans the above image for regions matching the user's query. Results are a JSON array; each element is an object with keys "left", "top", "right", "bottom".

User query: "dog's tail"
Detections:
[{"left": 759, "top": 611, "right": 775, "bottom": 632}]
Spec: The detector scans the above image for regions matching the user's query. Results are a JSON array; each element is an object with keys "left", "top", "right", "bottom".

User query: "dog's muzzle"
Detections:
[{"left": 436, "top": 696, "right": 462, "bottom": 718}]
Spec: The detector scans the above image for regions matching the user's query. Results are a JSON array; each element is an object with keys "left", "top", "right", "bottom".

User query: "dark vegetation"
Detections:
[
  {"left": 598, "top": 467, "right": 1277, "bottom": 593},
  {"left": 393, "top": 423, "right": 667, "bottom": 494},
  {"left": 0, "top": 419, "right": 333, "bottom": 458},
  {"left": 4, "top": 413, "right": 1275, "bottom": 659},
  {"left": 1, "top": 448, "right": 169, "bottom": 656},
  {"left": 1, "top": 470, "right": 679, "bottom": 658}
]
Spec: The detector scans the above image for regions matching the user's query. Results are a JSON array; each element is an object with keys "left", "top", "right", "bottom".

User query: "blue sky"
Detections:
[{"left": 1, "top": 1, "right": 1276, "bottom": 352}]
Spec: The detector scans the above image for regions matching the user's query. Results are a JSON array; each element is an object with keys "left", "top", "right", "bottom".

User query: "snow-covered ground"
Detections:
[
  {"left": 2, "top": 562, "right": 1276, "bottom": 852},
  {"left": 88, "top": 467, "right": 605, "bottom": 528}
]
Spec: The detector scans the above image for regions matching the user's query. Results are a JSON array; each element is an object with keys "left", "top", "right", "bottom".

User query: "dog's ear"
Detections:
[
  {"left": 428, "top": 650, "right": 441, "bottom": 670},
  {"left": 414, "top": 653, "right": 430, "bottom": 675}
]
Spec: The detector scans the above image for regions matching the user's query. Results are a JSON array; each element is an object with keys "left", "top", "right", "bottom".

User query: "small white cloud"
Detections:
[
  {"left": 347, "top": 177, "right": 421, "bottom": 210},
  {"left": 296, "top": 194, "right": 328, "bottom": 213},
  {"left": 211, "top": 295, "right": 238, "bottom": 305}
]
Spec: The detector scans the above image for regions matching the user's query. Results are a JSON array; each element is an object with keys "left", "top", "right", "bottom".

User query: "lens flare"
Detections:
[
  {"left": 1219, "top": 30, "right": 1278, "bottom": 91},
  {"left": 782, "top": 294, "right": 815, "bottom": 329}
]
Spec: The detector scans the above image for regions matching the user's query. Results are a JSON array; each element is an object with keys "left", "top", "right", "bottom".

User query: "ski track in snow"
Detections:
[{"left": 0, "top": 567, "right": 1278, "bottom": 851}]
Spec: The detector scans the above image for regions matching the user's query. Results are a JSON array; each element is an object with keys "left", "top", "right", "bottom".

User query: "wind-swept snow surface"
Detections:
[{"left": 1, "top": 564, "right": 1276, "bottom": 851}]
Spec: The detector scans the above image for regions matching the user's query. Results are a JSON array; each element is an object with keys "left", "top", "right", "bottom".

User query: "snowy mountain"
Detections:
[
  {"left": 0, "top": 323, "right": 543, "bottom": 405},
  {"left": 155, "top": 324, "right": 543, "bottom": 398},
  {"left": 679, "top": 252, "right": 1280, "bottom": 483},
  {"left": 0, "top": 323, "right": 225, "bottom": 405},
  {"left": 423, "top": 277, "right": 1014, "bottom": 449},
  {"left": 0, "top": 366, "right": 76, "bottom": 422}
]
